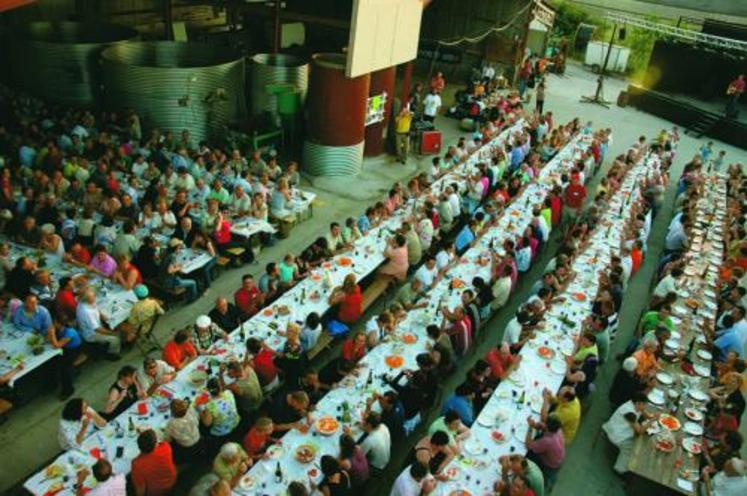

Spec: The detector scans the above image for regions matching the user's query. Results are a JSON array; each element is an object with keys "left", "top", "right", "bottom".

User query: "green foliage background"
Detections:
[{"left": 548, "top": 0, "right": 666, "bottom": 83}]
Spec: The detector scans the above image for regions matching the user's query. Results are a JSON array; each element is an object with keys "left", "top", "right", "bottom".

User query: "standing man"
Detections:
[
  {"left": 423, "top": 90, "right": 442, "bottom": 125},
  {"left": 725, "top": 74, "right": 745, "bottom": 117},
  {"left": 394, "top": 107, "right": 413, "bottom": 164}
]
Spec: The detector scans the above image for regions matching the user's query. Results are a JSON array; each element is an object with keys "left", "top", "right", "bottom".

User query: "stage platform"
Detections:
[{"left": 625, "top": 84, "right": 747, "bottom": 150}]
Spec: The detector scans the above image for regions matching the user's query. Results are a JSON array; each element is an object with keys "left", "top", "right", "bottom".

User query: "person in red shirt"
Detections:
[
  {"left": 55, "top": 276, "right": 78, "bottom": 321},
  {"left": 562, "top": 173, "right": 586, "bottom": 227},
  {"left": 341, "top": 332, "right": 367, "bottom": 363},
  {"left": 162, "top": 329, "right": 198, "bottom": 370},
  {"left": 630, "top": 240, "right": 644, "bottom": 276},
  {"left": 243, "top": 416, "right": 276, "bottom": 459},
  {"left": 329, "top": 274, "right": 362, "bottom": 325},
  {"left": 246, "top": 337, "right": 279, "bottom": 390},
  {"left": 234, "top": 274, "right": 264, "bottom": 319},
  {"left": 725, "top": 74, "right": 745, "bottom": 116},
  {"left": 485, "top": 343, "right": 521, "bottom": 382},
  {"left": 63, "top": 241, "right": 92, "bottom": 267},
  {"left": 549, "top": 187, "right": 563, "bottom": 226},
  {"left": 131, "top": 429, "right": 177, "bottom": 496}
]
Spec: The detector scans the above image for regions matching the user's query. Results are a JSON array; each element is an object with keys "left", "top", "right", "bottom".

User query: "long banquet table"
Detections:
[
  {"left": 627, "top": 173, "right": 726, "bottom": 495},
  {"left": 430, "top": 150, "right": 657, "bottom": 495}
]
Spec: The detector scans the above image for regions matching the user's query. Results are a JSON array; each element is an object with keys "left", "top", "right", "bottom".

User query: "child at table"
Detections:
[
  {"left": 242, "top": 417, "right": 277, "bottom": 459},
  {"left": 278, "top": 254, "right": 301, "bottom": 287}
]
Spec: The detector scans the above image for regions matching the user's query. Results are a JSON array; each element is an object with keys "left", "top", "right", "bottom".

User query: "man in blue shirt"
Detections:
[
  {"left": 455, "top": 219, "right": 477, "bottom": 254},
  {"left": 714, "top": 328, "right": 745, "bottom": 360},
  {"left": 13, "top": 294, "right": 53, "bottom": 336},
  {"left": 509, "top": 144, "right": 524, "bottom": 172},
  {"left": 357, "top": 207, "right": 374, "bottom": 234},
  {"left": 441, "top": 382, "right": 475, "bottom": 426}
]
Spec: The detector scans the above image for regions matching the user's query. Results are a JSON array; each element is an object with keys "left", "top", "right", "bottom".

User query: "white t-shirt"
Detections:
[
  {"left": 712, "top": 472, "right": 747, "bottom": 496},
  {"left": 423, "top": 94, "right": 442, "bottom": 117},
  {"left": 415, "top": 264, "right": 438, "bottom": 288},
  {"left": 88, "top": 474, "right": 127, "bottom": 496},
  {"left": 653, "top": 274, "right": 677, "bottom": 298},
  {"left": 390, "top": 466, "right": 426, "bottom": 496},
  {"left": 361, "top": 424, "right": 391, "bottom": 469},
  {"left": 602, "top": 400, "right": 637, "bottom": 446},
  {"left": 502, "top": 317, "right": 522, "bottom": 345},
  {"left": 76, "top": 303, "right": 103, "bottom": 340},
  {"left": 435, "top": 250, "right": 452, "bottom": 270},
  {"left": 58, "top": 406, "right": 96, "bottom": 449}
]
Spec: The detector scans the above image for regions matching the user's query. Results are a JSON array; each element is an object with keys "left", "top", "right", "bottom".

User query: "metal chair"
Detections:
[{"left": 135, "top": 315, "right": 162, "bottom": 356}]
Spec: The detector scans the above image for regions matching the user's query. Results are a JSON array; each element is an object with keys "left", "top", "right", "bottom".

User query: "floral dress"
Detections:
[{"left": 204, "top": 390, "right": 240, "bottom": 437}]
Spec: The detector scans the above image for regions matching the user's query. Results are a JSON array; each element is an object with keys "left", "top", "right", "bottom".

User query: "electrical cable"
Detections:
[{"left": 428, "top": 0, "right": 535, "bottom": 46}]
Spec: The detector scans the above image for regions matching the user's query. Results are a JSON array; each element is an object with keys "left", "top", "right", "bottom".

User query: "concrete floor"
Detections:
[{"left": 2, "top": 62, "right": 747, "bottom": 495}]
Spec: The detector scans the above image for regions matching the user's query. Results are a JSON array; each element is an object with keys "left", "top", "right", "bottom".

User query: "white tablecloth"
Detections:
[
  {"left": 22, "top": 120, "right": 581, "bottom": 495},
  {"left": 0, "top": 241, "right": 136, "bottom": 386},
  {"left": 432, "top": 153, "right": 657, "bottom": 495}
]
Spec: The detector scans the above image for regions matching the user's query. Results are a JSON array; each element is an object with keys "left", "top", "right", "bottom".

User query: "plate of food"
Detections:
[
  {"left": 448, "top": 491, "right": 472, "bottom": 496},
  {"left": 277, "top": 305, "right": 290, "bottom": 316},
  {"left": 337, "top": 257, "right": 353, "bottom": 267},
  {"left": 266, "top": 445, "right": 284, "bottom": 460},
  {"left": 682, "top": 437, "right": 702, "bottom": 455},
  {"left": 659, "top": 414, "right": 681, "bottom": 431},
  {"left": 656, "top": 372, "right": 674, "bottom": 385},
  {"left": 450, "top": 278, "right": 466, "bottom": 290},
  {"left": 401, "top": 334, "right": 418, "bottom": 345},
  {"left": 44, "top": 464, "right": 65, "bottom": 479},
  {"left": 655, "top": 438, "right": 675, "bottom": 453},
  {"left": 315, "top": 416, "right": 339, "bottom": 436},
  {"left": 685, "top": 299, "right": 700, "bottom": 309},
  {"left": 294, "top": 444, "right": 317, "bottom": 464},
  {"left": 693, "top": 364, "right": 711, "bottom": 377},
  {"left": 385, "top": 355, "right": 404, "bottom": 368},
  {"left": 307, "top": 467, "right": 320, "bottom": 478},
  {"left": 571, "top": 292, "right": 586, "bottom": 302},
  {"left": 696, "top": 349, "right": 712, "bottom": 361},
  {"left": 491, "top": 431, "right": 507, "bottom": 444},
  {"left": 683, "top": 422, "right": 704, "bottom": 436},
  {"left": 550, "top": 360, "right": 566, "bottom": 375},
  {"left": 262, "top": 308, "right": 273, "bottom": 317},
  {"left": 239, "top": 475, "right": 255, "bottom": 489},
  {"left": 311, "top": 273, "right": 322, "bottom": 282},
  {"left": 537, "top": 346, "right": 555, "bottom": 359},
  {"left": 684, "top": 408, "right": 704, "bottom": 422}
]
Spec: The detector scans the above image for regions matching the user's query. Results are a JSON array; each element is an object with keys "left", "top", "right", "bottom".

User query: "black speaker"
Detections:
[{"left": 619, "top": 27, "right": 627, "bottom": 40}]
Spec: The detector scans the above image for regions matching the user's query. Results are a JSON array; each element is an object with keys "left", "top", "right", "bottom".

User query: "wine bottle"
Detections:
[
  {"left": 275, "top": 461, "right": 283, "bottom": 483},
  {"left": 366, "top": 370, "right": 373, "bottom": 388},
  {"left": 128, "top": 417, "right": 135, "bottom": 432},
  {"left": 518, "top": 390, "right": 526, "bottom": 404}
]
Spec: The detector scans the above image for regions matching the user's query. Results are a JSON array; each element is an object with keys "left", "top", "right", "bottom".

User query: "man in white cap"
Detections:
[
  {"left": 703, "top": 457, "right": 747, "bottom": 495},
  {"left": 608, "top": 356, "right": 648, "bottom": 408},
  {"left": 192, "top": 315, "right": 227, "bottom": 354}
]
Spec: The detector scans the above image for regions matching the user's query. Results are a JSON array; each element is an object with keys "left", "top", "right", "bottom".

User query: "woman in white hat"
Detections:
[{"left": 193, "top": 314, "right": 227, "bottom": 354}]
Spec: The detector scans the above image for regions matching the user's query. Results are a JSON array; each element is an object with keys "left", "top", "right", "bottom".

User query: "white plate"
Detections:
[
  {"left": 656, "top": 372, "right": 674, "bottom": 385},
  {"left": 696, "top": 349, "right": 712, "bottom": 361},
  {"left": 665, "top": 339, "right": 680, "bottom": 350},
  {"left": 688, "top": 389, "right": 709, "bottom": 402},
  {"left": 648, "top": 389, "right": 666, "bottom": 405},
  {"left": 239, "top": 475, "right": 255, "bottom": 489},
  {"left": 550, "top": 361, "right": 565, "bottom": 375},
  {"left": 684, "top": 408, "right": 704, "bottom": 422},
  {"left": 693, "top": 364, "right": 710, "bottom": 377},
  {"left": 669, "top": 330, "right": 682, "bottom": 340},
  {"left": 266, "top": 445, "right": 284, "bottom": 460},
  {"left": 683, "top": 422, "right": 704, "bottom": 436}
]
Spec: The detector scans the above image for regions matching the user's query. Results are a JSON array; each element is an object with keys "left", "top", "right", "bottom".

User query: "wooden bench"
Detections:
[
  {"left": 361, "top": 275, "right": 392, "bottom": 314},
  {"left": 306, "top": 330, "right": 335, "bottom": 361},
  {"left": 144, "top": 279, "right": 187, "bottom": 308}
]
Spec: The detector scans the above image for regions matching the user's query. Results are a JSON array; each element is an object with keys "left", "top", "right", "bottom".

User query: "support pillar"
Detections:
[{"left": 364, "top": 66, "right": 396, "bottom": 156}]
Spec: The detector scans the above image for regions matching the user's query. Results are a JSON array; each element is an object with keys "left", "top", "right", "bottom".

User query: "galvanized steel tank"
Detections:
[
  {"left": 250, "top": 53, "right": 308, "bottom": 116},
  {"left": 7, "top": 21, "right": 138, "bottom": 107},
  {"left": 101, "top": 42, "right": 246, "bottom": 143}
]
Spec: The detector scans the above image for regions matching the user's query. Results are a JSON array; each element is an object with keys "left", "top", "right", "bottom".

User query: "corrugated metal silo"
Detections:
[
  {"left": 7, "top": 21, "right": 138, "bottom": 107},
  {"left": 250, "top": 53, "right": 309, "bottom": 116},
  {"left": 100, "top": 42, "right": 246, "bottom": 143}
]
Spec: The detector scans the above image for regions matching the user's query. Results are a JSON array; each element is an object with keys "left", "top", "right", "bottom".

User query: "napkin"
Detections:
[
  {"left": 676, "top": 478, "right": 694, "bottom": 492},
  {"left": 137, "top": 402, "right": 149, "bottom": 415}
]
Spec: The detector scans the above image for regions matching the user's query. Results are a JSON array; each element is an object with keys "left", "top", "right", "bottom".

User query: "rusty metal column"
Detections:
[
  {"left": 303, "top": 53, "right": 371, "bottom": 176},
  {"left": 364, "top": 66, "right": 396, "bottom": 157}
]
